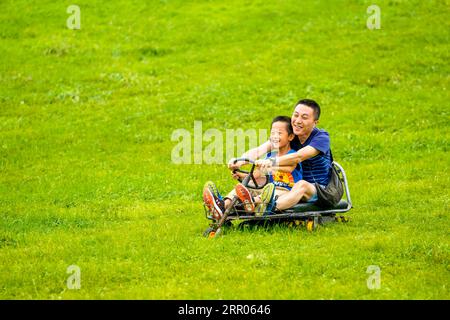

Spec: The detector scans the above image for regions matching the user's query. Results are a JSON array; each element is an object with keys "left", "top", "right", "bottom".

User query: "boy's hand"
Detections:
[
  {"left": 227, "top": 158, "right": 245, "bottom": 171},
  {"left": 255, "top": 159, "right": 274, "bottom": 173},
  {"left": 231, "top": 170, "right": 248, "bottom": 181},
  {"left": 231, "top": 171, "right": 242, "bottom": 180}
]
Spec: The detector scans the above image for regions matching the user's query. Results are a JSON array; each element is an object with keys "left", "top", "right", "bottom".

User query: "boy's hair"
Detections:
[
  {"left": 271, "top": 116, "right": 294, "bottom": 135},
  {"left": 295, "top": 99, "right": 321, "bottom": 120}
]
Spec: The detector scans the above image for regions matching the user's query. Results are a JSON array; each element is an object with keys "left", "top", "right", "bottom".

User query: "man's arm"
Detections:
[
  {"left": 256, "top": 146, "right": 320, "bottom": 170},
  {"left": 269, "top": 164, "right": 297, "bottom": 173},
  {"left": 277, "top": 146, "right": 319, "bottom": 166}
]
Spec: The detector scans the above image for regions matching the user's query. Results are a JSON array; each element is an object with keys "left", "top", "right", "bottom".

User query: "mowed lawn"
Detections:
[{"left": 0, "top": 0, "right": 449, "bottom": 299}]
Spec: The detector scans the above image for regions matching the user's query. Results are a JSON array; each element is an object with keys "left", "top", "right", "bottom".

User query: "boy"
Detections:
[{"left": 203, "top": 116, "right": 303, "bottom": 219}]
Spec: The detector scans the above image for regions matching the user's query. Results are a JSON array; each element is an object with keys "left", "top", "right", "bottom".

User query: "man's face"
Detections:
[{"left": 291, "top": 104, "right": 317, "bottom": 137}]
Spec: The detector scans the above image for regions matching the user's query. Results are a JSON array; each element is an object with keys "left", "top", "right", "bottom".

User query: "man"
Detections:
[{"left": 228, "top": 99, "right": 332, "bottom": 213}]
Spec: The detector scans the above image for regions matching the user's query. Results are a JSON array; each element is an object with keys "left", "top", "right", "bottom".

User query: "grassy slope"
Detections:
[{"left": 0, "top": 0, "right": 449, "bottom": 299}]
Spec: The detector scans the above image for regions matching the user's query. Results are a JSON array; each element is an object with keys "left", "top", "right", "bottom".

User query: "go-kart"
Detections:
[{"left": 203, "top": 158, "right": 353, "bottom": 238}]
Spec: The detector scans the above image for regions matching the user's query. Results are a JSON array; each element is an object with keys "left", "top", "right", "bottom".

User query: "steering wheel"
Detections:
[{"left": 232, "top": 158, "right": 269, "bottom": 189}]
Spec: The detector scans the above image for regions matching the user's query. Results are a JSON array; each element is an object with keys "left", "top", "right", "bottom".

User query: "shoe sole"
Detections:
[
  {"left": 205, "top": 181, "right": 220, "bottom": 200},
  {"left": 235, "top": 184, "right": 255, "bottom": 212},
  {"left": 203, "top": 188, "right": 223, "bottom": 220},
  {"left": 255, "top": 183, "right": 275, "bottom": 216}
]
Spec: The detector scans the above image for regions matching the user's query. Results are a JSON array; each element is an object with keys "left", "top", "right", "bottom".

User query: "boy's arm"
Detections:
[
  {"left": 243, "top": 140, "right": 273, "bottom": 160},
  {"left": 228, "top": 140, "right": 273, "bottom": 170},
  {"left": 232, "top": 171, "right": 248, "bottom": 180}
]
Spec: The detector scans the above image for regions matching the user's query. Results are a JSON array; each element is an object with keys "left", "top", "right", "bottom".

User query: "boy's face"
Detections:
[{"left": 270, "top": 121, "right": 294, "bottom": 150}]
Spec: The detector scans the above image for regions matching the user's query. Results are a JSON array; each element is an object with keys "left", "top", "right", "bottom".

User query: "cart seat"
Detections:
[{"left": 288, "top": 200, "right": 349, "bottom": 213}]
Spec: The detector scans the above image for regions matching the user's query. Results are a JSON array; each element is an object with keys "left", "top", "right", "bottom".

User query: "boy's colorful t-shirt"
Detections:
[{"left": 266, "top": 149, "right": 302, "bottom": 190}]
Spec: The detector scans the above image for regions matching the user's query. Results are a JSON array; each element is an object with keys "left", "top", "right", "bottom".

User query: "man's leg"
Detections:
[{"left": 275, "top": 180, "right": 317, "bottom": 211}]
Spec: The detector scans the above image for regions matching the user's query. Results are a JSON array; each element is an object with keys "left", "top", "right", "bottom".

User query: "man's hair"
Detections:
[
  {"left": 295, "top": 99, "right": 321, "bottom": 120},
  {"left": 271, "top": 115, "right": 293, "bottom": 135}
]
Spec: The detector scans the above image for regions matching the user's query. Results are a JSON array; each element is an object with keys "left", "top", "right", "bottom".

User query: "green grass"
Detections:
[{"left": 1, "top": 0, "right": 449, "bottom": 299}]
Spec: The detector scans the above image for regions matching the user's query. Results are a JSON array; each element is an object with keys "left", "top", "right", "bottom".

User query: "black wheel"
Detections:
[
  {"left": 203, "top": 227, "right": 222, "bottom": 238},
  {"left": 222, "top": 220, "right": 233, "bottom": 229},
  {"left": 203, "top": 227, "right": 215, "bottom": 237}
]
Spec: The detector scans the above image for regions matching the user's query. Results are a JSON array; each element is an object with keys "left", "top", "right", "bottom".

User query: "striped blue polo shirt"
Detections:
[{"left": 290, "top": 127, "right": 332, "bottom": 186}]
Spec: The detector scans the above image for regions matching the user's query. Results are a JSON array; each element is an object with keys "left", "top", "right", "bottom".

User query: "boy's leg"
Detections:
[
  {"left": 249, "top": 189, "right": 263, "bottom": 206},
  {"left": 235, "top": 183, "right": 255, "bottom": 212},
  {"left": 254, "top": 183, "right": 276, "bottom": 216},
  {"left": 274, "top": 187, "right": 289, "bottom": 198},
  {"left": 202, "top": 181, "right": 225, "bottom": 220},
  {"left": 253, "top": 187, "right": 285, "bottom": 205},
  {"left": 224, "top": 189, "right": 236, "bottom": 210},
  {"left": 225, "top": 188, "right": 261, "bottom": 211}
]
